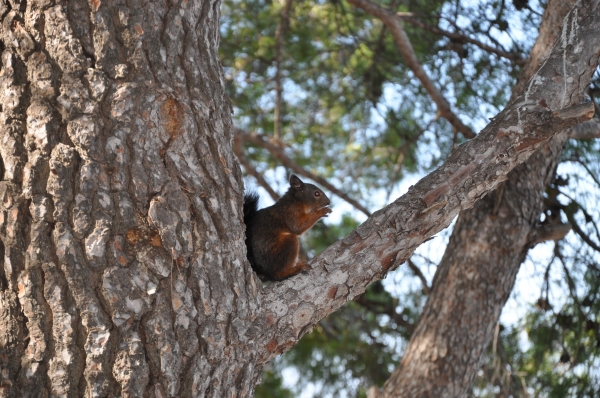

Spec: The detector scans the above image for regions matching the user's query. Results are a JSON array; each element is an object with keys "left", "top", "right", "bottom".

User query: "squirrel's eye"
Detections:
[{"left": 314, "top": 191, "right": 320, "bottom": 197}]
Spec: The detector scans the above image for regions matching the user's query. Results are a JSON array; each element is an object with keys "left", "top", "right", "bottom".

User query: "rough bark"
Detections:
[
  {"left": 380, "top": 1, "right": 581, "bottom": 397},
  {"left": 571, "top": 119, "right": 600, "bottom": 139},
  {"left": 0, "top": 1, "right": 598, "bottom": 398},
  {"left": 0, "top": 0, "right": 255, "bottom": 397}
]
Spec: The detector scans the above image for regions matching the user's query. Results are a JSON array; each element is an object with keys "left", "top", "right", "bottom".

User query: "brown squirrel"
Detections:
[{"left": 243, "top": 174, "right": 332, "bottom": 280}]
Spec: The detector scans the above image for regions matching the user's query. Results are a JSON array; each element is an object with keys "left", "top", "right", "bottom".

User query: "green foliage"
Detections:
[
  {"left": 221, "top": 0, "right": 460, "bottom": 204},
  {"left": 473, "top": 296, "right": 600, "bottom": 397},
  {"left": 272, "top": 282, "right": 404, "bottom": 397},
  {"left": 255, "top": 367, "right": 295, "bottom": 398},
  {"left": 303, "top": 213, "right": 359, "bottom": 255}
]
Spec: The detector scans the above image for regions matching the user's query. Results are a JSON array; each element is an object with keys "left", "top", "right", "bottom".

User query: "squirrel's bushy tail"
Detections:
[
  {"left": 243, "top": 193, "right": 259, "bottom": 270},
  {"left": 243, "top": 192, "right": 259, "bottom": 224}
]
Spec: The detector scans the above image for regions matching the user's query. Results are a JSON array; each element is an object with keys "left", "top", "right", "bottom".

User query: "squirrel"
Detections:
[{"left": 243, "top": 174, "right": 332, "bottom": 280}]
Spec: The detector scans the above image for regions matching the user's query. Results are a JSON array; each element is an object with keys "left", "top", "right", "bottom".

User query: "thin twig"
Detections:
[
  {"left": 347, "top": 0, "right": 476, "bottom": 139},
  {"left": 568, "top": 157, "right": 600, "bottom": 188},
  {"left": 233, "top": 134, "right": 280, "bottom": 200},
  {"left": 273, "top": 0, "right": 294, "bottom": 140},
  {"left": 354, "top": 294, "right": 415, "bottom": 332},
  {"left": 397, "top": 13, "right": 527, "bottom": 65},
  {"left": 559, "top": 250, "right": 585, "bottom": 319},
  {"left": 234, "top": 127, "right": 372, "bottom": 216},
  {"left": 541, "top": 253, "right": 555, "bottom": 308},
  {"left": 564, "top": 207, "right": 600, "bottom": 253},
  {"left": 406, "top": 258, "right": 430, "bottom": 294},
  {"left": 558, "top": 190, "right": 600, "bottom": 243}
]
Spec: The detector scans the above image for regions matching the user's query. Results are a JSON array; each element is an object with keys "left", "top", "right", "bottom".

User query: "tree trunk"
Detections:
[
  {"left": 0, "top": 0, "right": 598, "bottom": 397},
  {"left": 381, "top": 0, "right": 579, "bottom": 396},
  {"left": 0, "top": 0, "right": 257, "bottom": 396}
]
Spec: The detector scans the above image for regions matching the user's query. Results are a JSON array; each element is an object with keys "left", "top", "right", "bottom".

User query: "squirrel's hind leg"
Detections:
[
  {"left": 272, "top": 259, "right": 310, "bottom": 280},
  {"left": 270, "top": 235, "right": 310, "bottom": 280}
]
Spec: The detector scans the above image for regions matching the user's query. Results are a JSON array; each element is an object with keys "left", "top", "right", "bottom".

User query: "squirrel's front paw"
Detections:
[{"left": 321, "top": 207, "right": 332, "bottom": 217}]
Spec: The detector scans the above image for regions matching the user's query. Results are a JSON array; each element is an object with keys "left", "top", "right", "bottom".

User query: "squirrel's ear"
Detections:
[{"left": 289, "top": 174, "right": 304, "bottom": 190}]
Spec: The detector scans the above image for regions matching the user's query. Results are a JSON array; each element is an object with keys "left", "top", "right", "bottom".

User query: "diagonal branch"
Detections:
[
  {"left": 234, "top": 127, "right": 372, "bottom": 216},
  {"left": 570, "top": 119, "right": 600, "bottom": 139},
  {"left": 252, "top": 0, "right": 600, "bottom": 363},
  {"left": 354, "top": 294, "right": 415, "bottom": 332},
  {"left": 568, "top": 157, "right": 600, "bottom": 187},
  {"left": 406, "top": 258, "right": 430, "bottom": 294},
  {"left": 233, "top": 134, "right": 280, "bottom": 201},
  {"left": 347, "top": 0, "right": 477, "bottom": 139},
  {"left": 528, "top": 223, "right": 572, "bottom": 246},
  {"left": 397, "top": 13, "right": 527, "bottom": 65},
  {"left": 565, "top": 208, "right": 600, "bottom": 253},
  {"left": 377, "top": 1, "right": 588, "bottom": 396}
]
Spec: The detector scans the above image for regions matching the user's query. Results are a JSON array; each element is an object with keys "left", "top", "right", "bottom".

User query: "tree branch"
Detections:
[
  {"left": 558, "top": 190, "right": 600, "bottom": 243},
  {"left": 252, "top": 1, "right": 600, "bottom": 366},
  {"left": 565, "top": 208, "right": 600, "bottom": 253},
  {"left": 347, "top": 0, "right": 477, "bottom": 139},
  {"left": 273, "top": 0, "right": 294, "bottom": 140},
  {"left": 528, "top": 223, "right": 572, "bottom": 246},
  {"left": 252, "top": 0, "right": 600, "bottom": 363},
  {"left": 234, "top": 127, "right": 372, "bottom": 216},
  {"left": 379, "top": 2, "right": 591, "bottom": 396},
  {"left": 570, "top": 119, "right": 600, "bottom": 139},
  {"left": 568, "top": 156, "right": 600, "bottom": 187},
  {"left": 397, "top": 13, "right": 527, "bottom": 65},
  {"left": 354, "top": 296, "right": 416, "bottom": 332},
  {"left": 406, "top": 258, "right": 430, "bottom": 294},
  {"left": 233, "top": 134, "right": 280, "bottom": 200}
]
